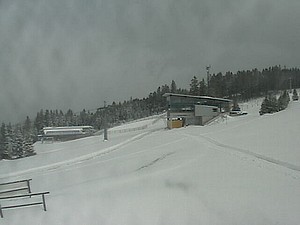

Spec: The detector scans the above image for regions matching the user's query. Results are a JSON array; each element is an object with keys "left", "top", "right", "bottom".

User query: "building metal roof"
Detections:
[{"left": 163, "top": 93, "right": 232, "bottom": 103}]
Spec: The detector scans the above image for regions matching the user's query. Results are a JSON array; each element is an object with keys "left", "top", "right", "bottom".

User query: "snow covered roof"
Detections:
[
  {"left": 163, "top": 93, "right": 232, "bottom": 103},
  {"left": 43, "top": 126, "right": 93, "bottom": 131}
]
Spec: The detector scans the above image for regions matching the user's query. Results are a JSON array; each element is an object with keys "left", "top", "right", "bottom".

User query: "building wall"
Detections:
[
  {"left": 167, "top": 111, "right": 202, "bottom": 127},
  {"left": 165, "top": 94, "right": 231, "bottom": 128},
  {"left": 195, "top": 105, "right": 220, "bottom": 125},
  {"left": 185, "top": 116, "right": 202, "bottom": 126},
  {"left": 194, "top": 105, "right": 219, "bottom": 117}
]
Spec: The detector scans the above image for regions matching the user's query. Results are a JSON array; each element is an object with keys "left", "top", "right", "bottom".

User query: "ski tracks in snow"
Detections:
[
  {"left": 183, "top": 132, "right": 300, "bottom": 177},
  {"left": 0, "top": 131, "right": 152, "bottom": 179},
  {"left": 0, "top": 127, "right": 183, "bottom": 180},
  {"left": 62, "top": 135, "right": 188, "bottom": 173},
  {"left": 136, "top": 152, "right": 176, "bottom": 171}
]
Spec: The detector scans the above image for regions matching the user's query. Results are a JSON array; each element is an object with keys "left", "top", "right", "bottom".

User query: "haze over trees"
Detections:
[{"left": 1, "top": 65, "right": 300, "bottom": 160}]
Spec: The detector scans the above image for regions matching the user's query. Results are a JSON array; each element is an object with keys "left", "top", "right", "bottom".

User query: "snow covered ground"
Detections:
[{"left": 1, "top": 98, "right": 300, "bottom": 225}]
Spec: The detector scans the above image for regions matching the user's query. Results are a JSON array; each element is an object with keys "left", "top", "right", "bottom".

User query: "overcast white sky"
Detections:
[{"left": 0, "top": 0, "right": 300, "bottom": 123}]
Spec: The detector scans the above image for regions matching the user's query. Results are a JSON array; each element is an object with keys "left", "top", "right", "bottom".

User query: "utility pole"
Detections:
[{"left": 98, "top": 101, "right": 108, "bottom": 141}]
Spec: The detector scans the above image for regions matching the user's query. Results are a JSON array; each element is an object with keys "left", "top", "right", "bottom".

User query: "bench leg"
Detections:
[
  {"left": 27, "top": 180, "right": 32, "bottom": 194},
  {"left": 42, "top": 194, "right": 47, "bottom": 211},
  {"left": 0, "top": 204, "right": 3, "bottom": 218}
]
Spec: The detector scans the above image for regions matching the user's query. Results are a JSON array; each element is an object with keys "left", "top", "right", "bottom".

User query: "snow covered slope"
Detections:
[{"left": 1, "top": 100, "right": 300, "bottom": 225}]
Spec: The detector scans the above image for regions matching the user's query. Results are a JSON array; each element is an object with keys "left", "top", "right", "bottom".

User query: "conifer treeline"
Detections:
[
  {"left": 190, "top": 66, "right": 300, "bottom": 99},
  {"left": 1, "top": 65, "right": 300, "bottom": 160},
  {"left": 259, "top": 90, "right": 290, "bottom": 115},
  {"left": 0, "top": 119, "right": 35, "bottom": 160}
]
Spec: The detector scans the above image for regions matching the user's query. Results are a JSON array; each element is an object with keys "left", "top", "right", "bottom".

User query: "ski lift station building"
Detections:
[
  {"left": 41, "top": 126, "right": 95, "bottom": 141},
  {"left": 163, "top": 93, "right": 232, "bottom": 128}
]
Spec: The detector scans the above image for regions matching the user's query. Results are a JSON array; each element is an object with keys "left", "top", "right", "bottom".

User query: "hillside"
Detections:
[{"left": 1, "top": 99, "right": 300, "bottom": 225}]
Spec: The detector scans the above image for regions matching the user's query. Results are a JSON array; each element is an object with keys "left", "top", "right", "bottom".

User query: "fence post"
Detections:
[{"left": 0, "top": 204, "right": 3, "bottom": 218}]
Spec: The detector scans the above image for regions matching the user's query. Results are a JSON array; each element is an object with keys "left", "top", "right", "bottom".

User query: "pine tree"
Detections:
[
  {"left": 23, "top": 116, "right": 32, "bottom": 133},
  {"left": 0, "top": 123, "right": 6, "bottom": 160},
  {"left": 44, "top": 110, "right": 51, "bottom": 127},
  {"left": 58, "top": 110, "right": 65, "bottom": 126},
  {"left": 259, "top": 97, "right": 269, "bottom": 115},
  {"left": 199, "top": 78, "right": 207, "bottom": 95},
  {"left": 34, "top": 109, "right": 44, "bottom": 132},
  {"left": 171, "top": 80, "right": 177, "bottom": 93},
  {"left": 259, "top": 94, "right": 279, "bottom": 115},
  {"left": 15, "top": 128, "right": 25, "bottom": 158},
  {"left": 3, "top": 123, "right": 14, "bottom": 159},
  {"left": 161, "top": 84, "right": 170, "bottom": 94},
  {"left": 23, "top": 116, "right": 36, "bottom": 140},
  {"left": 24, "top": 137, "right": 36, "bottom": 157},
  {"left": 189, "top": 76, "right": 199, "bottom": 96},
  {"left": 269, "top": 95, "right": 279, "bottom": 112},
  {"left": 80, "top": 109, "right": 88, "bottom": 125},
  {"left": 284, "top": 90, "right": 290, "bottom": 103},
  {"left": 65, "top": 109, "right": 74, "bottom": 126},
  {"left": 278, "top": 90, "right": 290, "bottom": 110}
]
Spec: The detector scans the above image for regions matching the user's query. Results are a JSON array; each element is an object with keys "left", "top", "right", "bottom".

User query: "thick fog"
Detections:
[{"left": 0, "top": 0, "right": 299, "bottom": 123}]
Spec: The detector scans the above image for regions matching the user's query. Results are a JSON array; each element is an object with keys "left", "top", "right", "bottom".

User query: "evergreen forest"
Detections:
[{"left": 1, "top": 65, "right": 300, "bottom": 160}]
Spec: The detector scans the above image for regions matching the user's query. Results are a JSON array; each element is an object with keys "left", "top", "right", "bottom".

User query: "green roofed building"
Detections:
[{"left": 163, "top": 93, "right": 232, "bottom": 128}]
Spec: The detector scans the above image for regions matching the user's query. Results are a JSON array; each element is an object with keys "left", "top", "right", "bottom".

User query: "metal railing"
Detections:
[
  {"left": 0, "top": 179, "right": 50, "bottom": 218},
  {"left": 0, "top": 192, "right": 50, "bottom": 218},
  {"left": 108, "top": 124, "right": 148, "bottom": 134},
  {"left": 0, "top": 179, "right": 32, "bottom": 196}
]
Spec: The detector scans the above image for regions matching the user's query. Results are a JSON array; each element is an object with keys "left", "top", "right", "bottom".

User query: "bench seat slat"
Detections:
[
  {"left": 0, "top": 187, "right": 29, "bottom": 195},
  {"left": 1, "top": 202, "right": 43, "bottom": 209}
]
